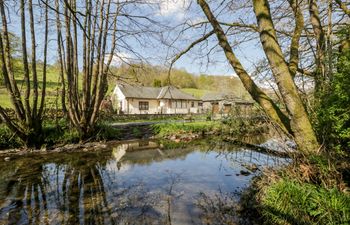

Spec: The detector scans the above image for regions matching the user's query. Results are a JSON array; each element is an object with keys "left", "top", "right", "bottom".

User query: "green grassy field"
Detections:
[
  {"left": 0, "top": 66, "right": 65, "bottom": 108},
  {"left": 181, "top": 88, "right": 210, "bottom": 98},
  {"left": 0, "top": 67, "right": 212, "bottom": 109}
]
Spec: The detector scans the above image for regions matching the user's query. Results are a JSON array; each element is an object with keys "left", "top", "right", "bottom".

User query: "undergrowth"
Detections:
[
  {"left": 0, "top": 119, "right": 122, "bottom": 150},
  {"left": 0, "top": 125, "right": 22, "bottom": 149},
  {"left": 244, "top": 153, "right": 350, "bottom": 225},
  {"left": 152, "top": 121, "right": 221, "bottom": 137},
  {"left": 261, "top": 178, "right": 349, "bottom": 225}
]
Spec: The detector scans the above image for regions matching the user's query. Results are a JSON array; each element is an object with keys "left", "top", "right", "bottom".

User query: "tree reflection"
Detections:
[
  {"left": 0, "top": 152, "right": 165, "bottom": 225},
  {"left": 0, "top": 139, "right": 290, "bottom": 225},
  {"left": 0, "top": 158, "right": 49, "bottom": 225}
]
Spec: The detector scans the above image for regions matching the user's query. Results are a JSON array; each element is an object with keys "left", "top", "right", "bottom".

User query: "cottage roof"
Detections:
[
  {"left": 117, "top": 84, "right": 161, "bottom": 99},
  {"left": 116, "top": 84, "right": 198, "bottom": 100}
]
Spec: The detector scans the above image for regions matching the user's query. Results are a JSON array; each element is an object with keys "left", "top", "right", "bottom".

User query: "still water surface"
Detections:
[{"left": 0, "top": 138, "right": 288, "bottom": 225}]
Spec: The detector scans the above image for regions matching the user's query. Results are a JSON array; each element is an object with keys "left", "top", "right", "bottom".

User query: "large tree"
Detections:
[
  {"left": 53, "top": 0, "right": 160, "bottom": 138},
  {"left": 194, "top": 0, "right": 318, "bottom": 152},
  {"left": 168, "top": 0, "right": 347, "bottom": 153},
  {"left": 0, "top": 0, "right": 49, "bottom": 147}
]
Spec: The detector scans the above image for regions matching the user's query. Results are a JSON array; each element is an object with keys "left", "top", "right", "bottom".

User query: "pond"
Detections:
[{"left": 0, "top": 138, "right": 289, "bottom": 225}]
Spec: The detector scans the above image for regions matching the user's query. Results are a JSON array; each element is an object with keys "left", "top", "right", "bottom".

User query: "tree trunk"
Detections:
[
  {"left": 252, "top": 0, "right": 319, "bottom": 153},
  {"left": 197, "top": 0, "right": 292, "bottom": 135},
  {"left": 56, "top": 0, "right": 118, "bottom": 139},
  {"left": 0, "top": 0, "right": 48, "bottom": 148},
  {"left": 308, "top": 0, "right": 327, "bottom": 96}
]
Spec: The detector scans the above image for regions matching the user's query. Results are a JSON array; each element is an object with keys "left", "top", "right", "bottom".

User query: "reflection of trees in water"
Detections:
[
  {"left": 198, "top": 138, "right": 290, "bottom": 168},
  {"left": 0, "top": 160, "right": 50, "bottom": 225},
  {"left": 0, "top": 153, "right": 167, "bottom": 225},
  {"left": 0, "top": 139, "right": 290, "bottom": 225},
  {"left": 196, "top": 192, "right": 238, "bottom": 225}
]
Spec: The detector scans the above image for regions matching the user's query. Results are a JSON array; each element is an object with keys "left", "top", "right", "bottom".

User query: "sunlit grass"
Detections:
[
  {"left": 261, "top": 178, "right": 350, "bottom": 225},
  {"left": 152, "top": 121, "right": 220, "bottom": 137},
  {"left": 181, "top": 88, "right": 210, "bottom": 98}
]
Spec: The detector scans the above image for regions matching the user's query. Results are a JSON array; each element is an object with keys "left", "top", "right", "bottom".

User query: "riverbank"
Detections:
[
  {"left": 239, "top": 151, "right": 350, "bottom": 225},
  {"left": 5, "top": 118, "right": 347, "bottom": 225},
  {"left": 2, "top": 119, "right": 346, "bottom": 225},
  {"left": 0, "top": 117, "right": 267, "bottom": 151}
]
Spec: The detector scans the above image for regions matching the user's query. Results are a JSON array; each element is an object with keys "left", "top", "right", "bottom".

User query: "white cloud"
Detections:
[
  {"left": 150, "top": 0, "right": 190, "bottom": 19},
  {"left": 159, "top": 0, "right": 188, "bottom": 15},
  {"left": 117, "top": 0, "right": 190, "bottom": 19},
  {"left": 105, "top": 52, "right": 132, "bottom": 67}
]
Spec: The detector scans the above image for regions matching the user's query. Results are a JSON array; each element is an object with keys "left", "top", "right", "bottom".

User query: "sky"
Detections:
[
  {"left": 136, "top": 0, "right": 266, "bottom": 76},
  {"left": 3, "top": 0, "right": 266, "bottom": 77}
]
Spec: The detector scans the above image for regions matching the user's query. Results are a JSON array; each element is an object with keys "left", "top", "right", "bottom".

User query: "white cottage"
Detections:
[{"left": 112, "top": 84, "right": 202, "bottom": 114}]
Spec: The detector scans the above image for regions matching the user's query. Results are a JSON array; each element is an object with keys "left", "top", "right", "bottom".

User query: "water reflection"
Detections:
[{"left": 0, "top": 139, "right": 289, "bottom": 225}]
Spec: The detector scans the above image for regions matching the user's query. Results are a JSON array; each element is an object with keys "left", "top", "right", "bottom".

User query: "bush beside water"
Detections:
[
  {"left": 261, "top": 178, "right": 349, "bottom": 225},
  {"left": 242, "top": 153, "right": 350, "bottom": 225}
]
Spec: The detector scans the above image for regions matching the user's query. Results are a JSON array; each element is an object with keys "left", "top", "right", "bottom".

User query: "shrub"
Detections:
[
  {"left": 94, "top": 122, "right": 121, "bottom": 141},
  {"left": 317, "top": 42, "right": 350, "bottom": 152},
  {"left": 43, "top": 120, "right": 80, "bottom": 145},
  {"left": 0, "top": 125, "right": 22, "bottom": 149},
  {"left": 261, "top": 178, "right": 350, "bottom": 225}
]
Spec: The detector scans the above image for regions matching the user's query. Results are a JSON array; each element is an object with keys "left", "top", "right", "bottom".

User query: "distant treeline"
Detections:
[
  {"left": 0, "top": 61, "right": 250, "bottom": 99},
  {"left": 109, "top": 63, "right": 250, "bottom": 98}
]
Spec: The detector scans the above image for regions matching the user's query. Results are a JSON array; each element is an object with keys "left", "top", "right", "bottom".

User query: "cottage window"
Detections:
[
  {"left": 198, "top": 102, "right": 203, "bottom": 107},
  {"left": 139, "top": 101, "right": 149, "bottom": 110},
  {"left": 171, "top": 100, "right": 176, "bottom": 108},
  {"left": 176, "top": 100, "right": 181, "bottom": 108},
  {"left": 182, "top": 101, "right": 187, "bottom": 108},
  {"left": 191, "top": 101, "right": 194, "bottom": 107}
]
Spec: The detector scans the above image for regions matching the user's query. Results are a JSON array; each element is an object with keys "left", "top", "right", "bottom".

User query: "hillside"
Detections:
[
  {"left": 0, "top": 63, "right": 251, "bottom": 108},
  {"left": 108, "top": 63, "right": 250, "bottom": 99}
]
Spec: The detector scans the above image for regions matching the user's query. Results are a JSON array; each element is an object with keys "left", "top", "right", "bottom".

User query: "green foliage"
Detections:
[
  {"left": 169, "top": 69, "right": 197, "bottom": 88},
  {"left": 152, "top": 121, "right": 220, "bottom": 137},
  {"left": 107, "top": 63, "right": 249, "bottom": 97},
  {"left": 94, "top": 122, "right": 121, "bottom": 141},
  {"left": 181, "top": 88, "right": 208, "bottom": 98},
  {"left": 247, "top": 149, "right": 350, "bottom": 225},
  {"left": 317, "top": 49, "right": 350, "bottom": 151},
  {"left": 261, "top": 178, "right": 350, "bottom": 225},
  {"left": 153, "top": 78, "right": 162, "bottom": 87},
  {"left": 109, "top": 63, "right": 197, "bottom": 89},
  {"left": 0, "top": 119, "right": 123, "bottom": 149},
  {"left": 0, "top": 125, "right": 22, "bottom": 149},
  {"left": 43, "top": 120, "right": 80, "bottom": 145}
]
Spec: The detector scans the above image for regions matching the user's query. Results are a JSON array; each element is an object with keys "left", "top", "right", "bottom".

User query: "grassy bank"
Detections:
[
  {"left": 0, "top": 120, "right": 122, "bottom": 150},
  {"left": 0, "top": 112, "right": 272, "bottom": 151},
  {"left": 242, "top": 153, "right": 350, "bottom": 225},
  {"left": 152, "top": 121, "right": 222, "bottom": 138},
  {"left": 0, "top": 119, "right": 220, "bottom": 150},
  {"left": 100, "top": 113, "right": 207, "bottom": 123}
]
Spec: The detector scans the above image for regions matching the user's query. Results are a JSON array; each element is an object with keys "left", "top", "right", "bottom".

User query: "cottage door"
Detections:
[{"left": 212, "top": 103, "right": 219, "bottom": 114}]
